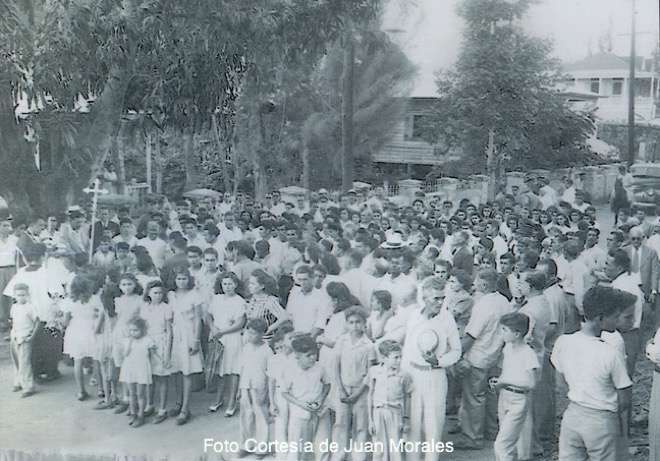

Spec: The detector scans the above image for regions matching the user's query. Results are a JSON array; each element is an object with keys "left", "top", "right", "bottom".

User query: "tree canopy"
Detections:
[{"left": 425, "top": 0, "right": 595, "bottom": 178}]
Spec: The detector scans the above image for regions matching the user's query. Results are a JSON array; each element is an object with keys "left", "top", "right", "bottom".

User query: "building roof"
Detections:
[{"left": 563, "top": 52, "right": 652, "bottom": 73}]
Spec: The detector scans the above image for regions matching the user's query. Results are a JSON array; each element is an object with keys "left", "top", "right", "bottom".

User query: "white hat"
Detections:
[
  {"left": 417, "top": 330, "right": 439, "bottom": 354},
  {"left": 380, "top": 231, "right": 404, "bottom": 249}
]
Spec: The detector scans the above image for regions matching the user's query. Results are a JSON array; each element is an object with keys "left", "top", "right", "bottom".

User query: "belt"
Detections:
[
  {"left": 409, "top": 362, "right": 441, "bottom": 371},
  {"left": 502, "top": 385, "right": 529, "bottom": 395},
  {"left": 374, "top": 403, "right": 402, "bottom": 410}
]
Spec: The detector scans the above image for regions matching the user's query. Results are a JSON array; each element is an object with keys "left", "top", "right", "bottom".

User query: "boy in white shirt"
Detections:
[
  {"left": 282, "top": 334, "right": 331, "bottom": 461},
  {"left": 10, "top": 283, "right": 39, "bottom": 397},
  {"left": 332, "top": 307, "right": 377, "bottom": 461},
  {"left": 491, "top": 312, "right": 539, "bottom": 461},
  {"left": 551, "top": 286, "right": 633, "bottom": 461}
]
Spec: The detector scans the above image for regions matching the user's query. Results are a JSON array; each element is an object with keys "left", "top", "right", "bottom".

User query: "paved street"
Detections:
[{"left": 0, "top": 350, "right": 491, "bottom": 461}]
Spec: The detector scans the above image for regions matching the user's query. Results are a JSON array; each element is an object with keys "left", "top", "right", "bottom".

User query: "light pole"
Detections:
[{"left": 628, "top": 0, "right": 637, "bottom": 165}]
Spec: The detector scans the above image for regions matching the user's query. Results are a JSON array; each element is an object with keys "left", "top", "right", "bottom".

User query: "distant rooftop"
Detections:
[{"left": 563, "top": 52, "right": 653, "bottom": 73}]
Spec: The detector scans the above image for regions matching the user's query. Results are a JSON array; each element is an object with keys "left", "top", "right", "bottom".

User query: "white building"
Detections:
[{"left": 561, "top": 52, "right": 659, "bottom": 122}]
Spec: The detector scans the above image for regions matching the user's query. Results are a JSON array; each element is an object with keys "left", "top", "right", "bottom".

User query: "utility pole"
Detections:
[
  {"left": 628, "top": 0, "right": 637, "bottom": 165},
  {"left": 341, "top": 29, "right": 355, "bottom": 192}
]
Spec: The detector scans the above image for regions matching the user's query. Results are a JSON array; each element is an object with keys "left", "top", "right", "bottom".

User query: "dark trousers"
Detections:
[
  {"left": 278, "top": 275, "right": 294, "bottom": 307},
  {"left": 32, "top": 322, "right": 62, "bottom": 377}
]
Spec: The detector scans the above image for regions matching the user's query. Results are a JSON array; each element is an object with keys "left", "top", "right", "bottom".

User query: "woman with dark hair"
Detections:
[
  {"left": 245, "top": 269, "right": 289, "bottom": 339},
  {"left": 207, "top": 271, "right": 246, "bottom": 416}
]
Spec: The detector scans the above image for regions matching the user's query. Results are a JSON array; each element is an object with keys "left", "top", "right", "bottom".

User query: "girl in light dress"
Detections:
[
  {"left": 93, "top": 281, "right": 117, "bottom": 409},
  {"left": 206, "top": 271, "right": 246, "bottom": 416},
  {"left": 140, "top": 280, "right": 173, "bottom": 423},
  {"left": 168, "top": 267, "right": 203, "bottom": 425},
  {"left": 117, "top": 316, "right": 158, "bottom": 428},
  {"left": 62, "top": 275, "right": 101, "bottom": 401},
  {"left": 112, "top": 273, "right": 144, "bottom": 415}
]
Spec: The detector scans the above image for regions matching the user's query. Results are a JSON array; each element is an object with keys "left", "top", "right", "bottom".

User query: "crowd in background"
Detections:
[{"left": 1, "top": 169, "right": 660, "bottom": 461}]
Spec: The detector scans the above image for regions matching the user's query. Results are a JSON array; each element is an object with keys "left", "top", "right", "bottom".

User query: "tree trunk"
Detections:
[
  {"left": 302, "top": 146, "right": 311, "bottom": 197},
  {"left": 183, "top": 125, "right": 198, "bottom": 190},
  {"left": 254, "top": 109, "right": 269, "bottom": 201},
  {"left": 341, "top": 31, "right": 355, "bottom": 192},
  {"left": 86, "top": 64, "right": 131, "bottom": 180},
  {"left": 212, "top": 113, "right": 232, "bottom": 193},
  {"left": 155, "top": 131, "right": 163, "bottom": 194},
  {"left": 486, "top": 128, "right": 497, "bottom": 201}
]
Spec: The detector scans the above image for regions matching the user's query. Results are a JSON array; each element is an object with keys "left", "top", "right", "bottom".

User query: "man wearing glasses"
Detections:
[{"left": 401, "top": 277, "right": 461, "bottom": 461}]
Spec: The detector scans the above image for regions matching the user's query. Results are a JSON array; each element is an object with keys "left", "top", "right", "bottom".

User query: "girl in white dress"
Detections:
[
  {"left": 112, "top": 273, "right": 143, "bottom": 415},
  {"left": 93, "top": 294, "right": 117, "bottom": 409},
  {"left": 168, "top": 268, "right": 203, "bottom": 425},
  {"left": 117, "top": 316, "right": 157, "bottom": 428},
  {"left": 140, "top": 280, "right": 173, "bottom": 423},
  {"left": 207, "top": 271, "right": 246, "bottom": 416},
  {"left": 62, "top": 275, "right": 100, "bottom": 401}
]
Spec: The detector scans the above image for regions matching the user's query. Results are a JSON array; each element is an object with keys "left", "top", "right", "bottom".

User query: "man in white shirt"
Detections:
[
  {"left": 137, "top": 220, "right": 170, "bottom": 270},
  {"left": 402, "top": 277, "right": 461, "bottom": 461},
  {"left": 286, "top": 265, "right": 331, "bottom": 337},
  {"left": 0, "top": 214, "right": 18, "bottom": 332},
  {"left": 373, "top": 254, "right": 417, "bottom": 308},
  {"left": 605, "top": 249, "right": 644, "bottom": 377},
  {"left": 269, "top": 190, "right": 286, "bottom": 216},
  {"left": 551, "top": 286, "right": 633, "bottom": 461},
  {"left": 219, "top": 212, "right": 243, "bottom": 243},
  {"left": 454, "top": 268, "right": 513, "bottom": 449},
  {"left": 580, "top": 228, "right": 607, "bottom": 292}
]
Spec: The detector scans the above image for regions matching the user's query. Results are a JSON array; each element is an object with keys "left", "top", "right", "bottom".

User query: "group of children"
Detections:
[{"left": 3, "top": 174, "right": 660, "bottom": 461}]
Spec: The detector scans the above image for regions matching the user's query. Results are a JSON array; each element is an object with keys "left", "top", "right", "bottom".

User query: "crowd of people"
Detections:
[{"left": 2, "top": 172, "right": 660, "bottom": 461}]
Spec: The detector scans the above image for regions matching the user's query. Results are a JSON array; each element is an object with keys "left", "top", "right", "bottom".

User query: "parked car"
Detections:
[{"left": 630, "top": 163, "right": 660, "bottom": 213}]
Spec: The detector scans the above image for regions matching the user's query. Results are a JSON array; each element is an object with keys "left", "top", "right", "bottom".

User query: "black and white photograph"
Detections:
[{"left": 2, "top": 0, "right": 660, "bottom": 460}]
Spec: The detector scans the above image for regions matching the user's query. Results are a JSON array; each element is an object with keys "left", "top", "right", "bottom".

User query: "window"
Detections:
[
  {"left": 612, "top": 79, "right": 623, "bottom": 96},
  {"left": 407, "top": 114, "right": 431, "bottom": 141},
  {"left": 590, "top": 78, "right": 600, "bottom": 94}
]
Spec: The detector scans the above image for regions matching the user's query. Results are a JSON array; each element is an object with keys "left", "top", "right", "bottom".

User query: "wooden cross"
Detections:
[{"left": 83, "top": 178, "right": 109, "bottom": 263}]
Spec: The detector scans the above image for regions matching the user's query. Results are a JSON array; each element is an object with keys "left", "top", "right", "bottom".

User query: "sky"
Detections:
[{"left": 382, "top": 0, "right": 660, "bottom": 95}]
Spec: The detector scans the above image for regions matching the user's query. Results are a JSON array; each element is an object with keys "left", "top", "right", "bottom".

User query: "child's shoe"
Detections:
[
  {"left": 167, "top": 404, "right": 182, "bottom": 417},
  {"left": 128, "top": 415, "right": 137, "bottom": 426},
  {"left": 132, "top": 416, "right": 145, "bottom": 428},
  {"left": 143, "top": 406, "right": 155, "bottom": 417},
  {"left": 12, "top": 385, "right": 22, "bottom": 392},
  {"left": 21, "top": 389, "right": 36, "bottom": 398},
  {"left": 113, "top": 402, "right": 129, "bottom": 414},
  {"left": 153, "top": 411, "right": 168, "bottom": 424},
  {"left": 175, "top": 411, "right": 190, "bottom": 425}
]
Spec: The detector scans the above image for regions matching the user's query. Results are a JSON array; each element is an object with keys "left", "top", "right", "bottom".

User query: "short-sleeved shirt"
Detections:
[
  {"left": 551, "top": 331, "right": 632, "bottom": 412},
  {"left": 239, "top": 342, "right": 272, "bottom": 390},
  {"left": 282, "top": 362, "right": 329, "bottom": 420},
  {"left": 645, "top": 328, "right": 660, "bottom": 364},
  {"left": 266, "top": 353, "right": 294, "bottom": 387},
  {"left": 519, "top": 294, "right": 552, "bottom": 357},
  {"left": 335, "top": 333, "right": 376, "bottom": 387},
  {"left": 10, "top": 303, "right": 38, "bottom": 342},
  {"left": 402, "top": 306, "right": 462, "bottom": 369},
  {"left": 0, "top": 235, "right": 18, "bottom": 267},
  {"left": 366, "top": 365, "right": 412, "bottom": 408},
  {"left": 464, "top": 292, "right": 513, "bottom": 369},
  {"left": 498, "top": 342, "right": 540, "bottom": 389},
  {"left": 286, "top": 287, "right": 332, "bottom": 333}
]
